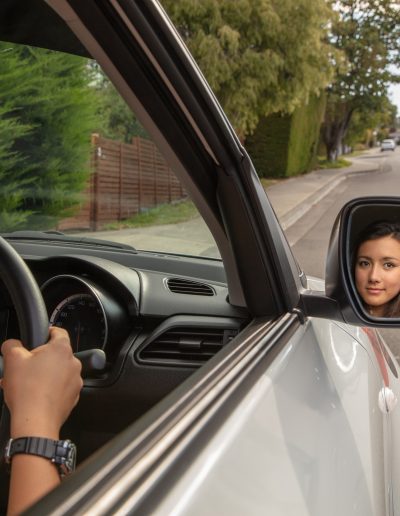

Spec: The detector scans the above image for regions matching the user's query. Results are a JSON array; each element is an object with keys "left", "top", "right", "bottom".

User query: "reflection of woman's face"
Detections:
[{"left": 355, "top": 236, "right": 400, "bottom": 316}]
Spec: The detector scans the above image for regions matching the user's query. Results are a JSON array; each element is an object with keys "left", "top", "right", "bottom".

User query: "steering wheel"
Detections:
[
  {"left": 0, "top": 237, "right": 49, "bottom": 351},
  {"left": 0, "top": 236, "right": 49, "bottom": 507}
]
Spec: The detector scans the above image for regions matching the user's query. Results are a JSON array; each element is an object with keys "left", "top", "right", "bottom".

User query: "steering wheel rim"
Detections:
[
  {"left": 0, "top": 236, "right": 49, "bottom": 509},
  {"left": 0, "top": 237, "right": 49, "bottom": 349}
]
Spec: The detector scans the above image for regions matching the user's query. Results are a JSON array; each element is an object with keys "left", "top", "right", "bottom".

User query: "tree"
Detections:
[
  {"left": 93, "top": 65, "right": 148, "bottom": 143},
  {"left": 162, "top": 0, "right": 335, "bottom": 139},
  {"left": 344, "top": 97, "right": 397, "bottom": 148},
  {"left": 321, "top": 0, "right": 400, "bottom": 160},
  {"left": 0, "top": 43, "right": 98, "bottom": 230},
  {"left": 0, "top": 103, "right": 33, "bottom": 230}
]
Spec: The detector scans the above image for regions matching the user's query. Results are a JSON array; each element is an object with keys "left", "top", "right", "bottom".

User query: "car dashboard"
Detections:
[{"left": 1, "top": 240, "right": 248, "bottom": 461}]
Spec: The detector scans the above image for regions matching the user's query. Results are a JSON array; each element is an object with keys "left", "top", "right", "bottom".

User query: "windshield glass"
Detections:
[{"left": 0, "top": 41, "right": 220, "bottom": 259}]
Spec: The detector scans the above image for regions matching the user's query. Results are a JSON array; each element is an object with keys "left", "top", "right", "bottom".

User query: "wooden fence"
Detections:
[{"left": 58, "top": 134, "right": 186, "bottom": 231}]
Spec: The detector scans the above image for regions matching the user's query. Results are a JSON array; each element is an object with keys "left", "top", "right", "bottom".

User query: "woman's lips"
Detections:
[{"left": 366, "top": 288, "right": 384, "bottom": 295}]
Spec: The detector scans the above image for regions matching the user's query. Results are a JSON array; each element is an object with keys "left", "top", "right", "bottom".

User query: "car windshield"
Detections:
[{"left": 0, "top": 41, "right": 220, "bottom": 259}]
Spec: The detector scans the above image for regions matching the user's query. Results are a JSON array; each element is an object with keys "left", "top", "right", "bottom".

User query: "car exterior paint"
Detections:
[
  {"left": 381, "top": 139, "right": 396, "bottom": 151},
  {"left": 149, "top": 316, "right": 392, "bottom": 516}
]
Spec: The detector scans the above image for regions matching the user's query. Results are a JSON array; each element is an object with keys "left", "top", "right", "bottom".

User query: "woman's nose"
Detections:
[{"left": 368, "top": 265, "right": 381, "bottom": 283}]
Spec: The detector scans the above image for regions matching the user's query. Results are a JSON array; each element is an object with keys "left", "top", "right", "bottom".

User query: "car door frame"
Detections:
[
  {"left": 46, "top": 0, "right": 304, "bottom": 315},
  {"left": 21, "top": 0, "right": 311, "bottom": 512}
]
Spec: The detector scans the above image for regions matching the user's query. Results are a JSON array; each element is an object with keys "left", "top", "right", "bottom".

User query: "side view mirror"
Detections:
[{"left": 301, "top": 196, "right": 400, "bottom": 327}]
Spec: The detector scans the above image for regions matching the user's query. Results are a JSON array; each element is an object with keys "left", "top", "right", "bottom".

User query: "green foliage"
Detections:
[
  {"left": 93, "top": 66, "right": 148, "bottom": 142},
  {"left": 246, "top": 94, "right": 325, "bottom": 178},
  {"left": 0, "top": 104, "right": 33, "bottom": 230},
  {"left": 0, "top": 43, "right": 98, "bottom": 230},
  {"left": 322, "top": 0, "right": 400, "bottom": 159},
  {"left": 246, "top": 113, "right": 290, "bottom": 178},
  {"left": 287, "top": 93, "right": 326, "bottom": 175},
  {"left": 327, "top": 0, "right": 400, "bottom": 107},
  {"left": 162, "top": 0, "right": 335, "bottom": 138},
  {"left": 345, "top": 99, "right": 398, "bottom": 148}
]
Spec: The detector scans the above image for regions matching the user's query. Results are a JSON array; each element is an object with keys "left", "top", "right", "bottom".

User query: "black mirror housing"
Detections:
[{"left": 325, "top": 196, "right": 400, "bottom": 327}]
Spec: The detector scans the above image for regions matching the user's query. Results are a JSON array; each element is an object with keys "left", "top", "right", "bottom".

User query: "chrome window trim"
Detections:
[{"left": 32, "top": 313, "right": 301, "bottom": 514}]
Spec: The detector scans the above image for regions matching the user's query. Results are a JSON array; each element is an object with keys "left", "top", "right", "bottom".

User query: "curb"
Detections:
[
  {"left": 278, "top": 160, "right": 384, "bottom": 231},
  {"left": 279, "top": 175, "right": 344, "bottom": 230}
]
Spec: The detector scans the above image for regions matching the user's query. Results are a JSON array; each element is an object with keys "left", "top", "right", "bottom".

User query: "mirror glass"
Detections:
[{"left": 347, "top": 203, "right": 400, "bottom": 319}]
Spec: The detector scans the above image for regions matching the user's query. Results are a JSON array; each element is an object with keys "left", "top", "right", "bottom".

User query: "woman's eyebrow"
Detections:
[{"left": 356, "top": 256, "right": 400, "bottom": 264}]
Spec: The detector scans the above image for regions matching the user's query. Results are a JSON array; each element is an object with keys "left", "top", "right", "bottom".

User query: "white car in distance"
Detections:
[{"left": 381, "top": 138, "right": 396, "bottom": 151}]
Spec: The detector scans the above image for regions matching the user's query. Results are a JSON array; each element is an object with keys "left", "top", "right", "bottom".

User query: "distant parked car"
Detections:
[{"left": 381, "top": 138, "right": 396, "bottom": 151}]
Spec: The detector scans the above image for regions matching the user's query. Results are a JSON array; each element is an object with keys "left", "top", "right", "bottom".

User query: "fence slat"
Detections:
[{"left": 58, "top": 134, "right": 186, "bottom": 231}]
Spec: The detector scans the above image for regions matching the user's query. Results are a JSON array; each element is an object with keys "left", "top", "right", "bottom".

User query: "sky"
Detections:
[{"left": 389, "top": 83, "right": 400, "bottom": 115}]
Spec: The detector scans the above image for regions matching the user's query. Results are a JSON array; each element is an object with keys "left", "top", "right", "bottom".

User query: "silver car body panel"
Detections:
[{"left": 152, "top": 315, "right": 395, "bottom": 516}]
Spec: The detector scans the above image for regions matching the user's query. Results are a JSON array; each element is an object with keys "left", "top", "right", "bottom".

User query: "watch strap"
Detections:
[
  {"left": 4, "top": 437, "right": 76, "bottom": 477},
  {"left": 5, "top": 436, "right": 58, "bottom": 463}
]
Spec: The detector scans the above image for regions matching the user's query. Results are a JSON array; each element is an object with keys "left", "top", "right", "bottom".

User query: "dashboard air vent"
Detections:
[
  {"left": 138, "top": 327, "right": 238, "bottom": 367},
  {"left": 166, "top": 278, "right": 215, "bottom": 296}
]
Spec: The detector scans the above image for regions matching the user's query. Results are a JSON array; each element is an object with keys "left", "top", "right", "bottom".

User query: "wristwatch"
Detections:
[{"left": 4, "top": 437, "right": 76, "bottom": 477}]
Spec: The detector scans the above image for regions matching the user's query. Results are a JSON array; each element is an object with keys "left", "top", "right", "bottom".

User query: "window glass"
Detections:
[{"left": 0, "top": 42, "right": 219, "bottom": 259}]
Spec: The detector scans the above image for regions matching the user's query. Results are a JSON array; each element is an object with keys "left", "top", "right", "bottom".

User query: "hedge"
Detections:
[{"left": 246, "top": 93, "right": 326, "bottom": 178}]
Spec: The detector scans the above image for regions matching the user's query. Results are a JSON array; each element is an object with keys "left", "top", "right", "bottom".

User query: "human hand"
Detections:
[{"left": 1, "top": 327, "right": 83, "bottom": 439}]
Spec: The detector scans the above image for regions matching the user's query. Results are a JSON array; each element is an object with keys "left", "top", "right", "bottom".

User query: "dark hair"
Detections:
[
  {"left": 354, "top": 220, "right": 400, "bottom": 317},
  {"left": 356, "top": 220, "right": 400, "bottom": 248}
]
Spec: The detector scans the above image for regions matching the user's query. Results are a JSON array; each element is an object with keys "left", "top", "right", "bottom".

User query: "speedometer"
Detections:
[
  {"left": 50, "top": 293, "right": 108, "bottom": 352},
  {"left": 41, "top": 274, "right": 115, "bottom": 353}
]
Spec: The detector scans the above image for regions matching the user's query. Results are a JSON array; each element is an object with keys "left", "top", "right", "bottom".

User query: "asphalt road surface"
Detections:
[{"left": 287, "top": 148, "right": 400, "bottom": 361}]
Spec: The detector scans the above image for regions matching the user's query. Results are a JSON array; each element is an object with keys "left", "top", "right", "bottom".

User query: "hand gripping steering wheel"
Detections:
[{"left": 0, "top": 237, "right": 49, "bottom": 508}]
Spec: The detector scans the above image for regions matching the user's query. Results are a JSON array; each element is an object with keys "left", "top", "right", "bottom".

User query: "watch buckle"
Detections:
[{"left": 4, "top": 438, "right": 13, "bottom": 464}]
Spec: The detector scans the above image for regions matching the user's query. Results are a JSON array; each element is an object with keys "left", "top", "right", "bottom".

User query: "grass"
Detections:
[
  {"left": 260, "top": 178, "right": 283, "bottom": 189},
  {"left": 316, "top": 156, "right": 352, "bottom": 169},
  {"left": 104, "top": 199, "right": 199, "bottom": 230},
  {"left": 342, "top": 149, "right": 365, "bottom": 158}
]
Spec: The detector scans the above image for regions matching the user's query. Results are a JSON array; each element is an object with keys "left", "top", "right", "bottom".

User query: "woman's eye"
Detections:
[
  {"left": 383, "top": 262, "right": 395, "bottom": 269},
  {"left": 357, "top": 260, "right": 370, "bottom": 267}
]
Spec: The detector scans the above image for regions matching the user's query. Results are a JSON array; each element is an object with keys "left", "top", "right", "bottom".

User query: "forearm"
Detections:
[
  {"left": 2, "top": 329, "right": 82, "bottom": 515},
  {"left": 7, "top": 422, "right": 61, "bottom": 515},
  {"left": 7, "top": 455, "right": 60, "bottom": 516}
]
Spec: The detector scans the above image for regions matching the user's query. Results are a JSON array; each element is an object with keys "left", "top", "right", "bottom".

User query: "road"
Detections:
[{"left": 286, "top": 148, "right": 400, "bottom": 360}]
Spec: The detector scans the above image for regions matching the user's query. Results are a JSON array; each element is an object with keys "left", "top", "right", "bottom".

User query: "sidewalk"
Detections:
[{"left": 267, "top": 148, "right": 383, "bottom": 230}]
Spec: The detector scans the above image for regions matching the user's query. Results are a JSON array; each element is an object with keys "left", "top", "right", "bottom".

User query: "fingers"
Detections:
[
  {"left": 48, "top": 326, "right": 70, "bottom": 345},
  {"left": 1, "top": 338, "right": 24, "bottom": 356},
  {"left": 2, "top": 327, "right": 70, "bottom": 356},
  {"left": 34, "top": 327, "right": 72, "bottom": 359},
  {"left": 47, "top": 327, "right": 83, "bottom": 376}
]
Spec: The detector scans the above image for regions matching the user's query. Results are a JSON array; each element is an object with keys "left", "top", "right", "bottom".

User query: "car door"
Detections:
[
  {"left": 149, "top": 317, "right": 388, "bottom": 516},
  {"left": 30, "top": 317, "right": 389, "bottom": 515}
]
